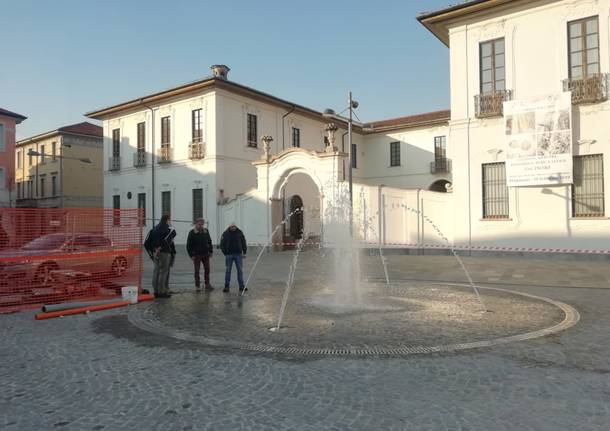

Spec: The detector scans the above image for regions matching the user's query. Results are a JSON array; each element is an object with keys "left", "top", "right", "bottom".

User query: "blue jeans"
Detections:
[{"left": 225, "top": 254, "right": 244, "bottom": 288}]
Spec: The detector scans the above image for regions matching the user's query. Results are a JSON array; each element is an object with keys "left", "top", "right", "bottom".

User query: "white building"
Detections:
[
  {"left": 87, "top": 65, "right": 451, "bottom": 246},
  {"left": 88, "top": 0, "right": 610, "bottom": 253}
]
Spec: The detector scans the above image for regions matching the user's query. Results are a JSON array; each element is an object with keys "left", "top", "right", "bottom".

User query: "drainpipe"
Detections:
[
  {"left": 417, "top": 188, "right": 421, "bottom": 254},
  {"left": 281, "top": 105, "right": 296, "bottom": 150},
  {"left": 465, "top": 24, "right": 473, "bottom": 255},
  {"left": 142, "top": 101, "right": 155, "bottom": 226}
]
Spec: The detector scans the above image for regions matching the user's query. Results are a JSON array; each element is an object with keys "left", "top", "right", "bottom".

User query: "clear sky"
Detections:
[{"left": 1, "top": 0, "right": 454, "bottom": 140}]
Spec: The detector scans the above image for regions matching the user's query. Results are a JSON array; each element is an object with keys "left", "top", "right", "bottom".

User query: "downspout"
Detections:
[
  {"left": 465, "top": 24, "right": 473, "bottom": 256},
  {"left": 281, "top": 105, "right": 296, "bottom": 150},
  {"left": 142, "top": 101, "right": 155, "bottom": 226},
  {"left": 417, "top": 188, "right": 421, "bottom": 254}
]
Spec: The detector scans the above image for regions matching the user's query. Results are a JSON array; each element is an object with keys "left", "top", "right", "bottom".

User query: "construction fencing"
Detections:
[{"left": 0, "top": 208, "right": 142, "bottom": 313}]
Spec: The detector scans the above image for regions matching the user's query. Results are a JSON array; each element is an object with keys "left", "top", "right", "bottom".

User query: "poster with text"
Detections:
[{"left": 504, "top": 92, "right": 573, "bottom": 187}]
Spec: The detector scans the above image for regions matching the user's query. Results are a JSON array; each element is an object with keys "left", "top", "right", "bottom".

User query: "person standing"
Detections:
[
  {"left": 220, "top": 223, "right": 247, "bottom": 293},
  {"left": 186, "top": 218, "right": 214, "bottom": 292},
  {"left": 150, "top": 214, "right": 176, "bottom": 298}
]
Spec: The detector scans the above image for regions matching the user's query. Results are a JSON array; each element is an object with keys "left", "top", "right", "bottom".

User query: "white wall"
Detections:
[{"left": 448, "top": 0, "right": 610, "bottom": 250}]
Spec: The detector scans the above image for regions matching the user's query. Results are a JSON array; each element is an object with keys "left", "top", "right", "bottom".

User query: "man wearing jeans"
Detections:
[
  {"left": 219, "top": 223, "right": 247, "bottom": 293},
  {"left": 186, "top": 218, "right": 214, "bottom": 292}
]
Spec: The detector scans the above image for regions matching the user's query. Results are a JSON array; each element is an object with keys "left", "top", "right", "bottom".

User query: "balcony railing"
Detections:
[
  {"left": 430, "top": 158, "right": 451, "bottom": 174},
  {"left": 133, "top": 151, "right": 147, "bottom": 168},
  {"left": 563, "top": 73, "right": 609, "bottom": 105},
  {"left": 157, "top": 146, "right": 173, "bottom": 164},
  {"left": 474, "top": 89, "right": 512, "bottom": 118},
  {"left": 188, "top": 141, "right": 205, "bottom": 160},
  {"left": 108, "top": 156, "right": 121, "bottom": 171}
]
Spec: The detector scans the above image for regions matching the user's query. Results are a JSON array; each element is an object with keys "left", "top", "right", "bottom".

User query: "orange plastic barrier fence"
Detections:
[{"left": 0, "top": 208, "right": 143, "bottom": 312}]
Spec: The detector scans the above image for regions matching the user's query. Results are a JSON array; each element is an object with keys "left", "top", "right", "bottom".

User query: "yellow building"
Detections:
[{"left": 15, "top": 122, "right": 103, "bottom": 208}]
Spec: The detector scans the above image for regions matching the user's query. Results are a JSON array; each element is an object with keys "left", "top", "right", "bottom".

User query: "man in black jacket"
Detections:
[
  {"left": 150, "top": 214, "right": 176, "bottom": 298},
  {"left": 186, "top": 218, "right": 214, "bottom": 292},
  {"left": 219, "top": 222, "right": 247, "bottom": 292}
]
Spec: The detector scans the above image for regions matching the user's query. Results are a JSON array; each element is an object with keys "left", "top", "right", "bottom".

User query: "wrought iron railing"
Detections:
[
  {"left": 474, "top": 89, "right": 512, "bottom": 118},
  {"left": 563, "top": 73, "right": 609, "bottom": 105},
  {"left": 108, "top": 156, "right": 121, "bottom": 171},
  {"left": 157, "top": 146, "right": 173, "bottom": 164},
  {"left": 188, "top": 142, "right": 205, "bottom": 160},
  {"left": 430, "top": 158, "right": 452, "bottom": 174},
  {"left": 133, "top": 151, "right": 147, "bottom": 168}
]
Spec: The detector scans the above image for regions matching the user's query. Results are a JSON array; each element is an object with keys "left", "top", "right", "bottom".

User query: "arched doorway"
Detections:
[
  {"left": 288, "top": 195, "right": 304, "bottom": 240},
  {"left": 429, "top": 179, "right": 452, "bottom": 193}
]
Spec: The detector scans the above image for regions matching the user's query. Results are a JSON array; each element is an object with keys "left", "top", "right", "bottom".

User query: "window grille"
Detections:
[
  {"left": 572, "top": 154, "right": 604, "bottom": 217},
  {"left": 482, "top": 162, "right": 509, "bottom": 219}
]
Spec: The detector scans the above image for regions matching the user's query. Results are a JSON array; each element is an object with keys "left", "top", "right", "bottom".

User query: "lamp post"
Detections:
[{"left": 323, "top": 92, "right": 359, "bottom": 232}]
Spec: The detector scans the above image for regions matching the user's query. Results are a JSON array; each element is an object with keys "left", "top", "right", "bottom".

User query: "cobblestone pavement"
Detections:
[{"left": 1, "top": 251, "right": 609, "bottom": 430}]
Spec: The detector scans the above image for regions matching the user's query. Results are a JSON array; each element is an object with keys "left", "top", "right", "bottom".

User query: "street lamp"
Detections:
[
  {"left": 324, "top": 92, "right": 358, "bottom": 234},
  {"left": 323, "top": 92, "right": 358, "bottom": 206}
]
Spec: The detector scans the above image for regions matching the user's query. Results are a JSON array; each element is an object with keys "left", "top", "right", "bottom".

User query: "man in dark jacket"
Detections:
[
  {"left": 219, "top": 222, "right": 247, "bottom": 292},
  {"left": 186, "top": 218, "right": 214, "bottom": 292},
  {"left": 150, "top": 214, "right": 176, "bottom": 298}
]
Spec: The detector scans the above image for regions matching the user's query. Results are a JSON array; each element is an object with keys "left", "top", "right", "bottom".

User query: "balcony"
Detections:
[
  {"left": 430, "top": 158, "right": 451, "bottom": 174},
  {"left": 563, "top": 73, "right": 609, "bottom": 105},
  {"left": 133, "top": 151, "right": 147, "bottom": 168},
  {"left": 157, "top": 146, "right": 173, "bottom": 164},
  {"left": 108, "top": 156, "right": 121, "bottom": 171},
  {"left": 188, "top": 141, "right": 205, "bottom": 160},
  {"left": 474, "top": 89, "right": 512, "bottom": 118}
]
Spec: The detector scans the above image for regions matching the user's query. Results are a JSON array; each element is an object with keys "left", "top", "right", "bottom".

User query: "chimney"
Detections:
[{"left": 211, "top": 64, "right": 230, "bottom": 80}]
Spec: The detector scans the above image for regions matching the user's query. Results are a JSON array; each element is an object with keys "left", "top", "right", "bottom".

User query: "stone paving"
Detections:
[{"left": 1, "top": 251, "right": 609, "bottom": 430}]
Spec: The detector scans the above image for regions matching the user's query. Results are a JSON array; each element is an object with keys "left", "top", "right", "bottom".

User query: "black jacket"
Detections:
[
  {"left": 220, "top": 228, "right": 247, "bottom": 256},
  {"left": 186, "top": 228, "right": 213, "bottom": 257},
  {"left": 150, "top": 223, "right": 177, "bottom": 255}
]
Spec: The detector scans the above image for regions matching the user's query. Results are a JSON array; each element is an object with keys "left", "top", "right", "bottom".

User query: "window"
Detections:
[
  {"left": 17, "top": 182, "right": 21, "bottom": 199},
  {"left": 113, "top": 195, "right": 120, "bottom": 226},
  {"left": 390, "top": 142, "right": 401, "bottom": 167},
  {"left": 137, "top": 193, "right": 146, "bottom": 226},
  {"left": 161, "top": 191, "right": 171, "bottom": 217},
  {"left": 161, "top": 117, "right": 171, "bottom": 147},
  {"left": 17, "top": 151, "right": 21, "bottom": 169},
  {"left": 192, "top": 109, "right": 202, "bottom": 142},
  {"left": 51, "top": 176, "right": 57, "bottom": 196},
  {"left": 192, "top": 188, "right": 203, "bottom": 222},
  {"left": 247, "top": 113, "right": 257, "bottom": 147},
  {"left": 351, "top": 144, "right": 357, "bottom": 169},
  {"left": 112, "top": 128, "right": 120, "bottom": 157},
  {"left": 292, "top": 127, "right": 300, "bottom": 148},
  {"left": 482, "top": 162, "right": 509, "bottom": 219},
  {"left": 137, "top": 122, "right": 145, "bottom": 152},
  {"left": 434, "top": 136, "right": 447, "bottom": 160},
  {"left": 572, "top": 154, "right": 604, "bottom": 217},
  {"left": 27, "top": 179, "right": 33, "bottom": 198},
  {"left": 40, "top": 177, "right": 45, "bottom": 198},
  {"left": 480, "top": 38, "right": 505, "bottom": 93},
  {"left": 0, "top": 168, "right": 4, "bottom": 190},
  {"left": 28, "top": 151, "right": 33, "bottom": 166},
  {"left": 52, "top": 142, "right": 57, "bottom": 161},
  {"left": 40, "top": 145, "right": 46, "bottom": 164},
  {"left": 568, "top": 16, "right": 599, "bottom": 79},
  {"left": 0, "top": 124, "right": 4, "bottom": 151}
]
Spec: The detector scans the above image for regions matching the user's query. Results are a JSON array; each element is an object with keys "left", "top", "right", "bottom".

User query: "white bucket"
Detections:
[{"left": 121, "top": 286, "right": 138, "bottom": 304}]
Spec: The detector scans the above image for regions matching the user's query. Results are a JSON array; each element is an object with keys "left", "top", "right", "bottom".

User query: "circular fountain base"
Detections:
[{"left": 128, "top": 281, "right": 579, "bottom": 357}]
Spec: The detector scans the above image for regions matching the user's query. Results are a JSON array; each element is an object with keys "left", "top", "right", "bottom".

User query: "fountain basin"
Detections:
[{"left": 128, "top": 281, "right": 578, "bottom": 357}]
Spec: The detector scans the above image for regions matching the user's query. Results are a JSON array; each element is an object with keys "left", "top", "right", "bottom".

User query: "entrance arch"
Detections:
[
  {"left": 288, "top": 195, "right": 304, "bottom": 239},
  {"left": 429, "top": 179, "right": 452, "bottom": 193}
]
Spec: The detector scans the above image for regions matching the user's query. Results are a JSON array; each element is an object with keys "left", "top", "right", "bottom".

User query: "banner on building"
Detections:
[{"left": 504, "top": 92, "right": 573, "bottom": 187}]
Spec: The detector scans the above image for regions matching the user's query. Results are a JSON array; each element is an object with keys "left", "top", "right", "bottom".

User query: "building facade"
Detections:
[
  {"left": 87, "top": 66, "right": 451, "bottom": 244},
  {"left": 15, "top": 122, "right": 103, "bottom": 208},
  {"left": 419, "top": 0, "right": 610, "bottom": 251},
  {"left": 0, "top": 108, "right": 27, "bottom": 207}
]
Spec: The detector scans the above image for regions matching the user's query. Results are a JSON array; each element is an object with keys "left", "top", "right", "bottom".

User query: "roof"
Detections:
[
  {"left": 17, "top": 122, "right": 102, "bottom": 145},
  {"left": 417, "top": 0, "right": 517, "bottom": 45},
  {"left": 86, "top": 76, "right": 336, "bottom": 127},
  {"left": 367, "top": 110, "right": 450, "bottom": 132},
  {"left": 0, "top": 108, "right": 27, "bottom": 124}
]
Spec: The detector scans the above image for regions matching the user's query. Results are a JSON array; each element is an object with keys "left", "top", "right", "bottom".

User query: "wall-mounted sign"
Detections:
[{"left": 504, "top": 92, "right": 573, "bottom": 187}]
